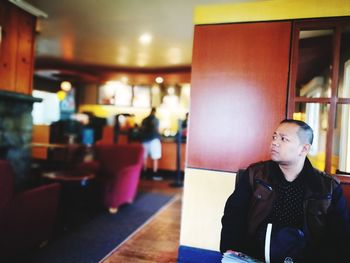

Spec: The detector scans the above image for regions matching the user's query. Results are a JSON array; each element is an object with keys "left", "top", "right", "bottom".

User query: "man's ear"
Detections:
[{"left": 301, "top": 144, "right": 311, "bottom": 155}]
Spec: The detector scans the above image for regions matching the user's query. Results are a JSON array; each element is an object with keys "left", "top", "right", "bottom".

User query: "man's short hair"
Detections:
[{"left": 280, "top": 119, "right": 314, "bottom": 145}]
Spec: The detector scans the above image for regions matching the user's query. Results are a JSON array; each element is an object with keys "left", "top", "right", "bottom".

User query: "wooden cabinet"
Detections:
[{"left": 0, "top": 0, "right": 36, "bottom": 94}]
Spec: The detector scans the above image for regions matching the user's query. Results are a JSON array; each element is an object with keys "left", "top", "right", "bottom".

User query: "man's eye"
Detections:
[
  {"left": 281, "top": 137, "right": 288, "bottom": 142},
  {"left": 272, "top": 135, "right": 277, "bottom": 140}
]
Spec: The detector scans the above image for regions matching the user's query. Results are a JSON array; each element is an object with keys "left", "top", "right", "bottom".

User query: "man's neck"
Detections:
[{"left": 278, "top": 159, "right": 305, "bottom": 182}]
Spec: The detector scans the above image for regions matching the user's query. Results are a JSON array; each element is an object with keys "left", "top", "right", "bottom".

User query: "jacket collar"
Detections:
[
  {"left": 269, "top": 158, "right": 325, "bottom": 196},
  {"left": 303, "top": 157, "right": 329, "bottom": 196}
]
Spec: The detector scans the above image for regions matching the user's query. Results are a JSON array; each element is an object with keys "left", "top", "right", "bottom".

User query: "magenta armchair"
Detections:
[
  {"left": 95, "top": 144, "right": 144, "bottom": 213},
  {"left": 0, "top": 160, "right": 61, "bottom": 259}
]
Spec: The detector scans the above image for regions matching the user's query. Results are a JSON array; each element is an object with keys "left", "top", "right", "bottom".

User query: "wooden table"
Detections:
[
  {"left": 42, "top": 170, "right": 95, "bottom": 186},
  {"left": 41, "top": 169, "right": 97, "bottom": 228},
  {"left": 32, "top": 142, "right": 70, "bottom": 149}
]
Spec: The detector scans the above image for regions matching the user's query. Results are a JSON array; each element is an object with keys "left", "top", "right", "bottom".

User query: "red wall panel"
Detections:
[{"left": 187, "top": 22, "right": 291, "bottom": 172}]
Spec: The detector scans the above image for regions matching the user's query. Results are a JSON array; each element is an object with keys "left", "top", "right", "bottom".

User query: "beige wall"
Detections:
[{"left": 180, "top": 168, "right": 236, "bottom": 251}]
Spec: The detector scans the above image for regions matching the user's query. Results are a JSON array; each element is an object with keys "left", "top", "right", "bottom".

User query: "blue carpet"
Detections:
[{"left": 29, "top": 192, "right": 173, "bottom": 263}]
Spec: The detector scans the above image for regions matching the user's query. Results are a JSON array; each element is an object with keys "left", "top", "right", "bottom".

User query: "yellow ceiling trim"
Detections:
[{"left": 194, "top": 0, "right": 350, "bottom": 25}]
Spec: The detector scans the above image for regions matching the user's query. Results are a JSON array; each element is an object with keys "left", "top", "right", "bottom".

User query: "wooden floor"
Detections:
[{"left": 101, "top": 176, "right": 183, "bottom": 263}]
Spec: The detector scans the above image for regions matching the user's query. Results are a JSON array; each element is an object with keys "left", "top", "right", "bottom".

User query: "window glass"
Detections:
[
  {"left": 296, "top": 29, "right": 333, "bottom": 98},
  {"left": 337, "top": 26, "right": 350, "bottom": 98},
  {"left": 98, "top": 81, "right": 132, "bottom": 106},
  {"left": 333, "top": 104, "right": 350, "bottom": 174},
  {"left": 114, "top": 83, "right": 132, "bottom": 106},
  {"left": 32, "top": 90, "right": 60, "bottom": 125},
  {"left": 294, "top": 103, "right": 329, "bottom": 171}
]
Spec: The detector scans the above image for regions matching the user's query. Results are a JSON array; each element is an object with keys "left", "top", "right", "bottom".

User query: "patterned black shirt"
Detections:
[{"left": 269, "top": 164, "right": 305, "bottom": 229}]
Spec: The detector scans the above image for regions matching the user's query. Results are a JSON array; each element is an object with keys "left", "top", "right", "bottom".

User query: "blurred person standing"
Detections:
[{"left": 140, "top": 107, "right": 162, "bottom": 180}]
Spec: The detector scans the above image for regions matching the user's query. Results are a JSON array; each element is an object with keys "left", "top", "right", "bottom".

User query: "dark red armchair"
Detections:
[
  {"left": 94, "top": 144, "right": 144, "bottom": 213},
  {"left": 0, "top": 160, "right": 61, "bottom": 259}
]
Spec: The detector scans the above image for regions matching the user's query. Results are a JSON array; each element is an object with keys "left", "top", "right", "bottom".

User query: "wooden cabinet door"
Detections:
[
  {"left": 187, "top": 21, "right": 291, "bottom": 172},
  {"left": 15, "top": 8, "right": 35, "bottom": 94},
  {"left": 0, "top": 1, "right": 35, "bottom": 94}
]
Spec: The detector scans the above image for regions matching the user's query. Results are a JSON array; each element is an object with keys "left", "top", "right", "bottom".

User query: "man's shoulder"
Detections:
[
  {"left": 313, "top": 167, "right": 340, "bottom": 185},
  {"left": 247, "top": 160, "right": 271, "bottom": 171},
  {"left": 244, "top": 160, "right": 272, "bottom": 183}
]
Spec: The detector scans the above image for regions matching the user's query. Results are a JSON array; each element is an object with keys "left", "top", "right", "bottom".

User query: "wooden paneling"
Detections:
[
  {"left": 32, "top": 125, "right": 50, "bottom": 159},
  {"left": 0, "top": 2, "right": 19, "bottom": 91},
  {"left": 0, "top": 0, "right": 4, "bottom": 59},
  {"left": 36, "top": 58, "right": 192, "bottom": 86},
  {"left": 188, "top": 22, "right": 291, "bottom": 172},
  {"left": 156, "top": 142, "right": 186, "bottom": 171},
  {"left": 16, "top": 8, "right": 35, "bottom": 94},
  {"left": 139, "top": 140, "right": 186, "bottom": 171},
  {"left": 0, "top": 1, "right": 35, "bottom": 94}
]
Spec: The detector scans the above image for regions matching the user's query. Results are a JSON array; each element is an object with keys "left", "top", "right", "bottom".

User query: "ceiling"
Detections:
[{"left": 26, "top": 0, "right": 253, "bottom": 83}]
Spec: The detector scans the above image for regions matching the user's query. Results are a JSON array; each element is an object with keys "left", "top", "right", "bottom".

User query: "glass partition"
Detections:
[
  {"left": 296, "top": 29, "right": 333, "bottom": 98},
  {"left": 333, "top": 104, "right": 350, "bottom": 173},
  {"left": 294, "top": 102, "right": 329, "bottom": 171}
]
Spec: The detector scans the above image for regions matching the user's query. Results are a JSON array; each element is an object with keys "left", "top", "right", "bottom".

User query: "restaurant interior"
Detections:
[{"left": 1, "top": 0, "right": 350, "bottom": 262}]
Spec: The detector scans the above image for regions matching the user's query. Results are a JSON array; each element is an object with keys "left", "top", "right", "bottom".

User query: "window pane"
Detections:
[
  {"left": 337, "top": 25, "right": 350, "bottom": 98},
  {"left": 32, "top": 90, "right": 60, "bottom": 125},
  {"left": 133, "top": 86, "right": 151, "bottom": 108},
  {"left": 333, "top": 104, "right": 350, "bottom": 174},
  {"left": 293, "top": 103, "right": 329, "bottom": 171},
  {"left": 98, "top": 81, "right": 132, "bottom": 106},
  {"left": 114, "top": 83, "right": 132, "bottom": 106},
  {"left": 296, "top": 29, "right": 333, "bottom": 98}
]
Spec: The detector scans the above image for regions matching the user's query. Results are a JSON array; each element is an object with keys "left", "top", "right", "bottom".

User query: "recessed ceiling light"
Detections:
[
  {"left": 155, "top": 76, "right": 164, "bottom": 84},
  {"left": 139, "top": 33, "right": 152, "bottom": 44}
]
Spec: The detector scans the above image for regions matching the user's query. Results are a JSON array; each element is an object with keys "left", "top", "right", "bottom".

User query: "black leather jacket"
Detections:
[{"left": 220, "top": 158, "right": 350, "bottom": 262}]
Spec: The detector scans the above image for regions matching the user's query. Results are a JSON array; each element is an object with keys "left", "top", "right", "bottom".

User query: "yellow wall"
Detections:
[
  {"left": 195, "top": 0, "right": 350, "bottom": 25},
  {"left": 180, "top": 168, "right": 236, "bottom": 250},
  {"left": 79, "top": 104, "right": 150, "bottom": 123}
]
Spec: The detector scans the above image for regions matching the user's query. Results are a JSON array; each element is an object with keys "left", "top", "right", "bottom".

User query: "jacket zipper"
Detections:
[{"left": 255, "top": 179, "right": 273, "bottom": 191}]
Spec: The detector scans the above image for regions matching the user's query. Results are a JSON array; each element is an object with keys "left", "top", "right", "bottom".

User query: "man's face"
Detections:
[{"left": 270, "top": 123, "right": 307, "bottom": 165}]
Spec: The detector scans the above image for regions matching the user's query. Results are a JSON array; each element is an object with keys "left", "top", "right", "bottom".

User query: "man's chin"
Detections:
[{"left": 270, "top": 155, "right": 279, "bottom": 162}]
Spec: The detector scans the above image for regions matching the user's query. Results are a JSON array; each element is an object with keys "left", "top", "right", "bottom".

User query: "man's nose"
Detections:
[{"left": 271, "top": 140, "right": 279, "bottom": 146}]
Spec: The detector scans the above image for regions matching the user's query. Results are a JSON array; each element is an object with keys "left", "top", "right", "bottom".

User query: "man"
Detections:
[
  {"left": 220, "top": 119, "right": 350, "bottom": 262},
  {"left": 140, "top": 107, "right": 162, "bottom": 180}
]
